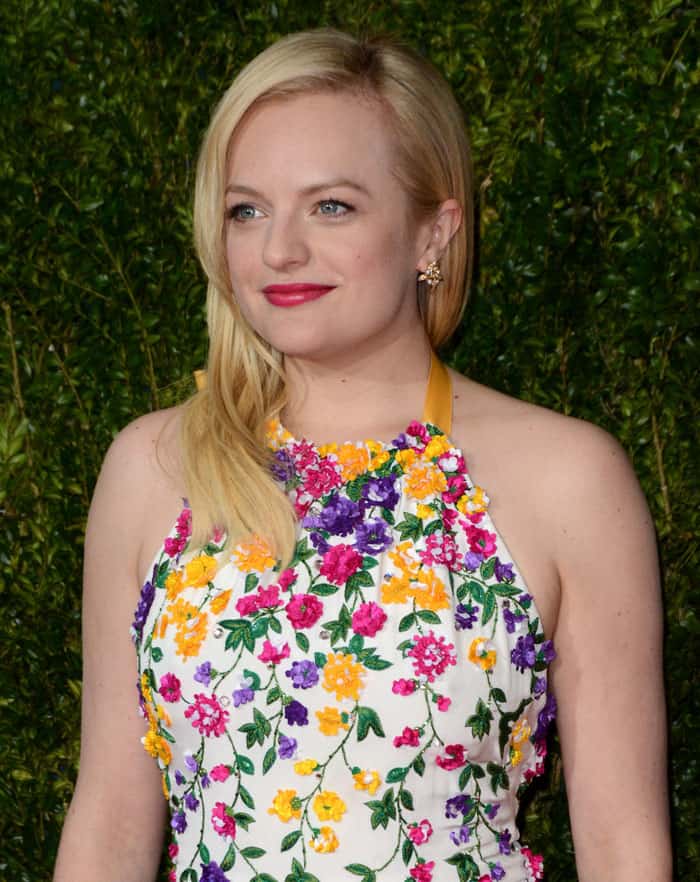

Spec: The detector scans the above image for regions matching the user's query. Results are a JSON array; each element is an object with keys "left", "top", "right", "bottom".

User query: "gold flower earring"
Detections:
[{"left": 418, "top": 260, "right": 443, "bottom": 288}]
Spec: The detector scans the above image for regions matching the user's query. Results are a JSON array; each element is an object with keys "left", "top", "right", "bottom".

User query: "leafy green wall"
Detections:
[{"left": 1, "top": 1, "right": 697, "bottom": 879}]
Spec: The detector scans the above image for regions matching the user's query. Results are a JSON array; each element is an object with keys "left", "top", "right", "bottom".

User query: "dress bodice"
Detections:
[{"left": 132, "top": 356, "right": 555, "bottom": 882}]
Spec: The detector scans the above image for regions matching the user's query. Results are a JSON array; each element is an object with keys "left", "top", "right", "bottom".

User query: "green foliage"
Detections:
[{"left": 1, "top": 0, "right": 697, "bottom": 879}]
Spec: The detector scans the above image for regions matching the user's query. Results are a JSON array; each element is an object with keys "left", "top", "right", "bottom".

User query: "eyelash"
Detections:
[{"left": 226, "top": 198, "right": 354, "bottom": 222}]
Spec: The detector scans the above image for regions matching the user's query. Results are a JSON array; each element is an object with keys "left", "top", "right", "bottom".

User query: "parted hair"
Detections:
[{"left": 181, "top": 27, "right": 474, "bottom": 559}]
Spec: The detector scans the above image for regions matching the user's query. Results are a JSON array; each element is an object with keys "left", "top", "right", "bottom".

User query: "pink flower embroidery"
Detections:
[
  {"left": 291, "top": 440, "right": 319, "bottom": 470},
  {"left": 159, "top": 672, "right": 182, "bottom": 703},
  {"left": 210, "top": 764, "right": 232, "bottom": 783},
  {"left": 407, "top": 421, "right": 430, "bottom": 444},
  {"left": 436, "top": 743, "right": 467, "bottom": 770},
  {"left": 408, "top": 818, "right": 433, "bottom": 844},
  {"left": 258, "top": 639, "right": 291, "bottom": 665},
  {"left": 320, "top": 544, "right": 363, "bottom": 586},
  {"left": 436, "top": 695, "right": 452, "bottom": 712},
  {"left": 409, "top": 861, "right": 435, "bottom": 882},
  {"left": 351, "top": 601, "right": 387, "bottom": 637},
  {"left": 522, "top": 847, "right": 545, "bottom": 881},
  {"left": 164, "top": 535, "right": 187, "bottom": 557},
  {"left": 442, "top": 473, "right": 467, "bottom": 503},
  {"left": 285, "top": 594, "right": 324, "bottom": 629},
  {"left": 211, "top": 801, "right": 237, "bottom": 838},
  {"left": 303, "top": 460, "right": 343, "bottom": 499},
  {"left": 235, "top": 594, "right": 260, "bottom": 616},
  {"left": 465, "top": 524, "right": 497, "bottom": 557},
  {"left": 256, "top": 584, "right": 282, "bottom": 608},
  {"left": 184, "top": 693, "right": 229, "bottom": 737},
  {"left": 393, "top": 726, "right": 421, "bottom": 748},
  {"left": 418, "top": 531, "right": 459, "bottom": 569},
  {"left": 176, "top": 507, "right": 192, "bottom": 538},
  {"left": 407, "top": 630, "right": 457, "bottom": 682},
  {"left": 278, "top": 568, "right": 297, "bottom": 591},
  {"left": 391, "top": 678, "right": 417, "bottom": 696}
]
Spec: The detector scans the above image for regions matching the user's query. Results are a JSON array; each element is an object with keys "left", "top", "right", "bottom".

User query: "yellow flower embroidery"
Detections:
[
  {"left": 309, "top": 825, "right": 339, "bottom": 854},
  {"left": 316, "top": 706, "right": 350, "bottom": 736},
  {"left": 337, "top": 442, "right": 370, "bottom": 481},
  {"left": 173, "top": 611, "right": 208, "bottom": 659},
  {"left": 140, "top": 672, "right": 153, "bottom": 705},
  {"left": 161, "top": 772, "right": 169, "bottom": 801},
  {"left": 317, "top": 442, "right": 338, "bottom": 458},
  {"left": 209, "top": 589, "right": 232, "bottom": 615},
  {"left": 405, "top": 461, "right": 448, "bottom": 500},
  {"left": 416, "top": 503, "right": 435, "bottom": 520},
  {"left": 395, "top": 448, "right": 417, "bottom": 469},
  {"left": 322, "top": 652, "right": 365, "bottom": 701},
  {"left": 156, "top": 704, "right": 172, "bottom": 727},
  {"left": 380, "top": 572, "right": 412, "bottom": 604},
  {"left": 468, "top": 636, "right": 497, "bottom": 671},
  {"left": 409, "top": 569, "right": 450, "bottom": 611},
  {"left": 423, "top": 435, "right": 451, "bottom": 460},
  {"left": 511, "top": 718, "right": 532, "bottom": 747},
  {"left": 157, "top": 613, "right": 169, "bottom": 639},
  {"left": 185, "top": 554, "right": 218, "bottom": 587},
  {"left": 369, "top": 450, "right": 391, "bottom": 470},
  {"left": 268, "top": 789, "right": 303, "bottom": 822},
  {"left": 352, "top": 769, "right": 381, "bottom": 795},
  {"left": 294, "top": 758, "right": 319, "bottom": 775},
  {"left": 387, "top": 541, "right": 420, "bottom": 577},
  {"left": 457, "top": 486, "right": 490, "bottom": 515},
  {"left": 233, "top": 535, "right": 276, "bottom": 573},
  {"left": 167, "top": 598, "right": 199, "bottom": 626},
  {"left": 165, "top": 570, "right": 185, "bottom": 600},
  {"left": 142, "top": 726, "right": 172, "bottom": 766},
  {"left": 313, "top": 790, "right": 347, "bottom": 822}
]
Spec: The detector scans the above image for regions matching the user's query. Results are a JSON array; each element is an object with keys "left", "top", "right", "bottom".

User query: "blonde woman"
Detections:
[{"left": 54, "top": 28, "right": 671, "bottom": 882}]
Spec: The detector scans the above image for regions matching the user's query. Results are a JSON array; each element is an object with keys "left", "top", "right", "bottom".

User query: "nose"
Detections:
[{"left": 262, "top": 213, "right": 310, "bottom": 271}]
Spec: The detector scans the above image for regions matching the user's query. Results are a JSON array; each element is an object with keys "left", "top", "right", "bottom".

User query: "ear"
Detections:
[{"left": 416, "top": 198, "right": 463, "bottom": 272}]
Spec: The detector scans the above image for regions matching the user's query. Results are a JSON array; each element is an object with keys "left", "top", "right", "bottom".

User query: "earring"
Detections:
[{"left": 418, "top": 260, "right": 443, "bottom": 287}]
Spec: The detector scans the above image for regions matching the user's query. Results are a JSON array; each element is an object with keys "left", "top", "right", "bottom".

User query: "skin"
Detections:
[{"left": 54, "top": 91, "right": 672, "bottom": 881}]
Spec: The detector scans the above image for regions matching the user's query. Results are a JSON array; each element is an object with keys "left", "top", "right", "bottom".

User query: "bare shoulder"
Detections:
[
  {"left": 89, "top": 405, "right": 188, "bottom": 588},
  {"left": 449, "top": 368, "right": 639, "bottom": 496}
]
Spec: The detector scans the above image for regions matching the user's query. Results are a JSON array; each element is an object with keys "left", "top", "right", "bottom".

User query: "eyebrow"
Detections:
[{"left": 224, "top": 178, "right": 371, "bottom": 198}]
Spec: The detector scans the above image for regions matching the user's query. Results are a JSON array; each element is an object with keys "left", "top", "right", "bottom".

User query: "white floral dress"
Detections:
[{"left": 132, "top": 360, "right": 555, "bottom": 882}]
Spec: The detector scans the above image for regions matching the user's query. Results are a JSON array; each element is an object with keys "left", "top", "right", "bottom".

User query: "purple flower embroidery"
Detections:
[
  {"left": 494, "top": 558, "right": 514, "bottom": 582},
  {"left": 498, "top": 829, "right": 512, "bottom": 855},
  {"left": 233, "top": 687, "right": 255, "bottom": 707},
  {"left": 355, "top": 518, "right": 392, "bottom": 555},
  {"left": 131, "top": 565, "right": 156, "bottom": 644},
  {"left": 285, "top": 660, "right": 319, "bottom": 689},
  {"left": 271, "top": 449, "right": 295, "bottom": 483},
  {"left": 194, "top": 661, "right": 212, "bottom": 686},
  {"left": 171, "top": 810, "right": 187, "bottom": 833},
  {"left": 309, "top": 531, "right": 331, "bottom": 554},
  {"left": 450, "top": 825, "right": 471, "bottom": 845},
  {"left": 284, "top": 700, "right": 309, "bottom": 726},
  {"left": 534, "top": 692, "right": 557, "bottom": 741},
  {"left": 304, "top": 494, "right": 362, "bottom": 536},
  {"left": 184, "top": 792, "right": 199, "bottom": 812},
  {"left": 540, "top": 640, "right": 556, "bottom": 664},
  {"left": 464, "top": 551, "right": 483, "bottom": 571},
  {"left": 201, "top": 862, "right": 230, "bottom": 882},
  {"left": 174, "top": 769, "right": 186, "bottom": 786},
  {"left": 533, "top": 676, "right": 547, "bottom": 697},
  {"left": 511, "top": 634, "right": 536, "bottom": 672},
  {"left": 200, "top": 772, "right": 211, "bottom": 788},
  {"left": 503, "top": 606, "right": 526, "bottom": 634},
  {"left": 445, "top": 794, "right": 473, "bottom": 818},
  {"left": 184, "top": 753, "right": 198, "bottom": 773},
  {"left": 455, "top": 602, "right": 478, "bottom": 631},
  {"left": 361, "top": 476, "right": 399, "bottom": 510},
  {"left": 492, "top": 863, "right": 506, "bottom": 881},
  {"left": 278, "top": 735, "right": 297, "bottom": 759},
  {"left": 485, "top": 802, "right": 500, "bottom": 819}
]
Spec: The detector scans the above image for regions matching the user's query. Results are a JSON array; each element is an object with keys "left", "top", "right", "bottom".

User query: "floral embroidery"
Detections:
[{"left": 133, "top": 420, "right": 555, "bottom": 881}]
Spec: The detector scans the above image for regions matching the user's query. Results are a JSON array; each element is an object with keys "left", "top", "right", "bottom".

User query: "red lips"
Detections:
[{"left": 262, "top": 283, "right": 336, "bottom": 307}]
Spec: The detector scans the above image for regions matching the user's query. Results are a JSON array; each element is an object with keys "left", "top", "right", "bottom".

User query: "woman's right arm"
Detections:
[{"left": 53, "top": 414, "right": 180, "bottom": 881}]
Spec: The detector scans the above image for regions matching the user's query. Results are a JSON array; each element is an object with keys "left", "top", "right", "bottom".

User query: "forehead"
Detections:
[{"left": 226, "top": 90, "right": 400, "bottom": 192}]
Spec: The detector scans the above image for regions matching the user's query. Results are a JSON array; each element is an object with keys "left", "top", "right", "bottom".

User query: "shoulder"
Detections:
[{"left": 87, "top": 406, "right": 188, "bottom": 583}]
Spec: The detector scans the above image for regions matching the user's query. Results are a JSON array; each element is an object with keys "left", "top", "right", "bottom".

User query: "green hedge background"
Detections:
[{"left": 1, "top": 1, "right": 697, "bottom": 879}]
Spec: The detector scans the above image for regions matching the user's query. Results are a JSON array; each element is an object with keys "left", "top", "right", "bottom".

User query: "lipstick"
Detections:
[{"left": 262, "top": 283, "right": 336, "bottom": 307}]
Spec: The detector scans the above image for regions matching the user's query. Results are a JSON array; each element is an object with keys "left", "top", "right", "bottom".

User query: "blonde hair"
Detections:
[{"left": 181, "top": 27, "right": 474, "bottom": 560}]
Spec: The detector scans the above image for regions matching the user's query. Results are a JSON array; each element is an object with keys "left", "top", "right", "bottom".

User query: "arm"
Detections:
[
  {"left": 53, "top": 415, "right": 177, "bottom": 881},
  {"left": 547, "top": 422, "right": 672, "bottom": 881}
]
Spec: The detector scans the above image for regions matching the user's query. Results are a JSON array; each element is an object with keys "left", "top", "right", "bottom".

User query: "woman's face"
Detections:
[{"left": 223, "top": 90, "right": 435, "bottom": 362}]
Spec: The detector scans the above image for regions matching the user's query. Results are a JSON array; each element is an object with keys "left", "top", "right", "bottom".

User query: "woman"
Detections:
[{"left": 53, "top": 28, "right": 671, "bottom": 882}]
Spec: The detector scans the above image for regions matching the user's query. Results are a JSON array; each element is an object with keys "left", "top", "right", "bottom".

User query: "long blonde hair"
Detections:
[{"left": 181, "top": 27, "right": 474, "bottom": 560}]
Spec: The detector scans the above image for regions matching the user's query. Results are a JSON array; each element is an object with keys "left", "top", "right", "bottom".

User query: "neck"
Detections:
[{"left": 280, "top": 329, "right": 433, "bottom": 446}]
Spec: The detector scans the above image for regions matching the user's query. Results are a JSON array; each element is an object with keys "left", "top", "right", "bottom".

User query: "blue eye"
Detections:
[
  {"left": 227, "top": 203, "right": 260, "bottom": 221},
  {"left": 318, "top": 199, "right": 352, "bottom": 216}
]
